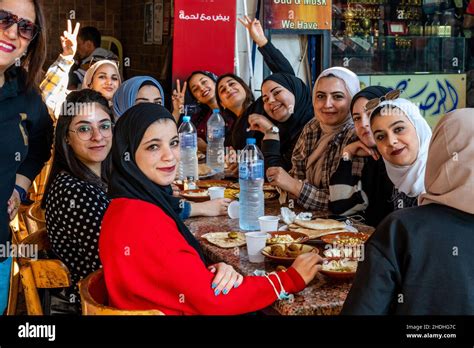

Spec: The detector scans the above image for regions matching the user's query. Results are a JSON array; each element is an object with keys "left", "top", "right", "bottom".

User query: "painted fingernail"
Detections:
[
  {"left": 223, "top": 289, "right": 228, "bottom": 295},
  {"left": 214, "top": 289, "right": 220, "bottom": 296},
  {"left": 211, "top": 283, "right": 217, "bottom": 289},
  {"left": 234, "top": 283, "right": 239, "bottom": 288}
]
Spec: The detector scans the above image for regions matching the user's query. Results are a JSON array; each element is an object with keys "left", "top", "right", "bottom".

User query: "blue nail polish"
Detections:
[
  {"left": 234, "top": 283, "right": 239, "bottom": 288},
  {"left": 214, "top": 289, "right": 220, "bottom": 296},
  {"left": 223, "top": 289, "right": 228, "bottom": 295},
  {"left": 212, "top": 283, "right": 217, "bottom": 289}
]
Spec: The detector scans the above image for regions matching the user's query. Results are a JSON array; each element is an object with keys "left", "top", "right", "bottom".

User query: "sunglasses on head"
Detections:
[
  {"left": 0, "top": 9, "right": 40, "bottom": 41},
  {"left": 364, "top": 89, "right": 402, "bottom": 111}
]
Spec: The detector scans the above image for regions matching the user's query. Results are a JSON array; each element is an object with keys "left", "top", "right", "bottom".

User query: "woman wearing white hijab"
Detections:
[
  {"left": 342, "top": 108, "right": 474, "bottom": 315},
  {"left": 82, "top": 60, "right": 121, "bottom": 105},
  {"left": 267, "top": 67, "right": 368, "bottom": 214},
  {"left": 370, "top": 97, "right": 432, "bottom": 209}
]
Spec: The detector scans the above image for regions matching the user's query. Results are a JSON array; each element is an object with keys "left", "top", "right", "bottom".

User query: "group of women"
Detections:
[{"left": 1, "top": 0, "right": 472, "bottom": 316}]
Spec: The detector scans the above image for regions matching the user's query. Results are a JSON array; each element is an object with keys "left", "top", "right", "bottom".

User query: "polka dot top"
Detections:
[{"left": 45, "top": 171, "right": 110, "bottom": 303}]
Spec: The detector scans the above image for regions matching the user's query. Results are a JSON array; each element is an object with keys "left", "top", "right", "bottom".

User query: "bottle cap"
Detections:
[
  {"left": 183, "top": 116, "right": 191, "bottom": 122},
  {"left": 213, "top": 108, "right": 220, "bottom": 113},
  {"left": 246, "top": 138, "right": 256, "bottom": 145}
]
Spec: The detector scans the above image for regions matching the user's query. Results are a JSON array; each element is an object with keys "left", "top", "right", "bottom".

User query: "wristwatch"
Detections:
[{"left": 265, "top": 126, "right": 279, "bottom": 135}]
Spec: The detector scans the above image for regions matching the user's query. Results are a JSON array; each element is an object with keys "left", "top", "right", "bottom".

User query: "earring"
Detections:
[{"left": 15, "top": 57, "right": 21, "bottom": 67}]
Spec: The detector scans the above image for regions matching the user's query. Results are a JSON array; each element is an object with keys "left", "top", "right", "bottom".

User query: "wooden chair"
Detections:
[
  {"left": 79, "top": 268, "right": 164, "bottom": 315},
  {"left": 101, "top": 36, "right": 123, "bottom": 76},
  {"left": 18, "top": 258, "right": 71, "bottom": 315},
  {"left": 25, "top": 201, "right": 46, "bottom": 234}
]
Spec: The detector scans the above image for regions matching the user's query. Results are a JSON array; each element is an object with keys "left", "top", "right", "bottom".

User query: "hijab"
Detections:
[
  {"left": 371, "top": 98, "right": 432, "bottom": 197},
  {"left": 307, "top": 67, "right": 361, "bottom": 186},
  {"left": 419, "top": 108, "right": 474, "bottom": 214},
  {"left": 262, "top": 73, "right": 313, "bottom": 151},
  {"left": 112, "top": 76, "right": 165, "bottom": 118},
  {"left": 109, "top": 103, "right": 205, "bottom": 261},
  {"left": 82, "top": 60, "right": 122, "bottom": 91}
]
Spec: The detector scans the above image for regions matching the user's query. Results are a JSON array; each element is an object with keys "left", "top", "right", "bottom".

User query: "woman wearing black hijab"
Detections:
[
  {"left": 328, "top": 86, "right": 395, "bottom": 226},
  {"left": 99, "top": 103, "right": 322, "bottom": 315},
  {"left": 247, "top": 73, "right": 313, "bottom": 171}
]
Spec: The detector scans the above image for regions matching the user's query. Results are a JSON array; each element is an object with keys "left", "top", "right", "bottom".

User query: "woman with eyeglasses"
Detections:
[
  {"left": 328, "top": 86, "right": 396, "bottom": 226},
  {"left": 41, "top": 89, "right": 113, "bottom": 314},
  {"left": 266, "top": 67, "right": 368, "bottom": 215},
  {"left": 0, "top": 0, "right": 53, "bottom": 314},
  {"left": 369, "top": 97, "right": 432, "bottom": 210}
]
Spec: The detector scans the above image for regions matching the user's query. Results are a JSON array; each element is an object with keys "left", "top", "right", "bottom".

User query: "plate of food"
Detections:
[
  {"left": 320, "top": 232, "right": 369, "bottom": 246},
  {"left": 261, "top": 243, "right": 318, "bottom": 264},
  {"left": 196, "top": 180, "right": 232, "bottom": 189},
  {"left": 287, "top": 218, "right": 355, "bottom": 240},
  {"left": 198, "top": 164, "right": 215, "bottom": 179},
  {"left": 266, "top": 231, "right": 309, "bottom": 245},
  {"left": 229, "top": 182, "right": 277, "bottom": 192},
  {"left": 201, "top": 231, "right": 246, "bottom": 248},
  {"left": 180, "top": 189, "right": 210, "bottom": 202},
  {"left": 173, "top": 179, "right": 185, "bottom": 190},
  {"left": 320, "top": 257, "right": 358, "bottom": 279}
]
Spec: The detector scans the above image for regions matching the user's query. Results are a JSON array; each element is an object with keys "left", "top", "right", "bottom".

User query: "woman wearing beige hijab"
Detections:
[
  {"left": 342, "top": 108, "right": 474, "bottom": 315},
  {"left": 267, "top": 67, "right": 368, "bottom": 215}
]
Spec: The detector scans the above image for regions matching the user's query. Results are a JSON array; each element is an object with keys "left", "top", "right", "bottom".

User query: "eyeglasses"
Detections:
[
  {"left": 364, "top": 89, "right": 402, "bottom": 111},
  {"left": 0, "top": 9, "right": 40, "bottom": 41},
  {"left": 69, "top": 122, "right": 113, "bottom": 141}
]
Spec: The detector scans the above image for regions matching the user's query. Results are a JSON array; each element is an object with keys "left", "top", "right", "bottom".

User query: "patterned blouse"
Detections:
[{"left": 290, "top": 118, "right": 366, "bottom": 212}]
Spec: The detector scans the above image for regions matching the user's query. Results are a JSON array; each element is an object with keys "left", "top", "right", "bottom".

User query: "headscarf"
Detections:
[
  {"left": 350, "top": 86, "right": 391, "bottom": 113},
  {"left": 419, "top": 109, "right": 474, "bottom": 214},
  {"left": 262, "top": 73, "right": 314, "bottom": 151},
  {"left": 109, "top": 103, "right": 205, "bottom": 261},
  {"left": 371, "top": 98, "right": 432, "bottom": 197},
  {"left": 307, "top": 67, "right": 361, "bottom": 186},
  {"left": 112, "top": 76, "right": 165, "bottom": 118},
  {"left": 82, "top": 60, "right": 122, "bottom": 91}
]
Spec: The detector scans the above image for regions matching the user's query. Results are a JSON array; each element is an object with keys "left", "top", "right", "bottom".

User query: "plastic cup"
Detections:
[
  {"left": 228, "top": 201, "right": 239, "bottom": 219},
  {"left": 208, "top": 186, "right": 225, "bottom": 200},
  {"left": 246, "top": 232, "right": 269, "bottom": 263},
  {"left": 258, "top": 216, "right": 279, "bottom": 232}
]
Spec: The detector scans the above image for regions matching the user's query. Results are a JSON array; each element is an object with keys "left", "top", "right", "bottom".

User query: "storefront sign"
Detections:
[
  {"left": 264, "top": 0, "right": 332, "bottom": 31},
  {"left": 366, "top": 74, "right": 466, "bottom": 128},
  {"left": 172, "top": 0, "right": 236, "bottom": 83}
]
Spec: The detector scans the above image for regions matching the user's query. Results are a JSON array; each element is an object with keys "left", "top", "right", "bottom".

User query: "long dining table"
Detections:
[{"left": 184, "top": 197, "right": 375, "bottom": 315}]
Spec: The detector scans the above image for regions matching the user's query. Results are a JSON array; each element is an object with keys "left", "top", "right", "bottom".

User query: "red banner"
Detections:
[{"left": 172, "top": 0, "right": 236, "bottom": 85}]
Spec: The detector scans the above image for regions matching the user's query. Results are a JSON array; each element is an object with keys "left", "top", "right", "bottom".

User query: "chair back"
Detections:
[
  {"left": 79, "top": 268, "right": 164, "bottom": 315},
  {"left": 101, "top": 36, "right": 123, "bottom": 76},
  {"left": 26, "top": 201, "right": 46, "bottom": 234}
]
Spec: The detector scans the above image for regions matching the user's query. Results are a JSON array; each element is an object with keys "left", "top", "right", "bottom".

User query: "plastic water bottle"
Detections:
[
  {"left": 239, "top": 138, "right": 264, "bottom": 231},
  {"left": 206, "top": 108, "right": 225, "bottom": 176},
  {"left": 178, "top": 116, "right": 198, "bottom": 181}
]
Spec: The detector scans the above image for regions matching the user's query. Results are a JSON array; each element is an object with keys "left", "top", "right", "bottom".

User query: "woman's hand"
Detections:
[
  {"left": 7, "top": 189, "right": 21, "bottom": 221},
  {"left": 342, "top": 140, "right": 379, "bottom": 161},
  {"left": 172, "top": 79, "right": 187, "bottom": 122},
  {"left": 208, "top": 262, "right": 244, "bottom": 295},
  {"left": 60, "top": 20, "right": 80, "bottom": 59},
  {"left": 290, "top": 252, "right": 323, "bottom": 285},
  {"left": 266, "top": 167, "right": 302, "bottom": 196},
  {"left": 248, "top": 113, "right": 274, "bottom": 133},
  {"left": 190, "top": 198, "right": 232, "bottom": 217},
  {"left": 238, "top": 15, "right": 268, "bottom": 47}
]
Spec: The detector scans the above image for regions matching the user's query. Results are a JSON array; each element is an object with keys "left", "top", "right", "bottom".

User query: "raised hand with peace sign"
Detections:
[{"left": 60, "top": 20, "right": 80, "bottom": 59}]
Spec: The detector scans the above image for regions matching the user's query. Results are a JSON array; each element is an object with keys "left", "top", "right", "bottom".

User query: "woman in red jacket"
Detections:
[{"left": 99, "top": 103, "right": 322, "bottom": 315}]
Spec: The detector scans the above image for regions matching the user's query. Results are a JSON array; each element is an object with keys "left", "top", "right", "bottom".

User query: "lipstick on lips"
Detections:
[
  {"left": 391, "top": 147, "right": 405, "bottom": 156},
  {"left": 158, "top": 165, "right": 176, "bottom": 173},
  {"left": 0, "top": 40, "right": 16, "bottom": 53}
]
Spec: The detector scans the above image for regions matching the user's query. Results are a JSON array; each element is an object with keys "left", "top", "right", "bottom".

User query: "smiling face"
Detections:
[
  {"left": 135, "top": 119, "right": 180, "bottom": 186},
  {"left": 90, "top": 64, "right": 120, "bottom": 100},
  {"left": 135, "top": 85, "right": 162, "bottom": 105},
  {"left": 352, "top": 97, "right": 376, "bottom": 148},
  {"left": 371, "top": 108, "right": 419, "bottom": 166},
  {"left": 313, "top": 76, "right": 351, "bottom": 126},
  {"left": 217, "top": 76, "right": 247, "bottom": 114},
  {"left": 189, "top": 73, "right": 216, "bottom": 106},
  {"left": 262, "top": 80, "right": 295, "bottom": 122},
  {"left": 66, "top": 104, "right": 113, "bottom": 170},
  {"left": 0, "top": 0, "right": 35, "bottom": 74}
]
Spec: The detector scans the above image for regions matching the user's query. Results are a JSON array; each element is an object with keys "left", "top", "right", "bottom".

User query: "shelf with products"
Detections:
[{"left": 331, "top": 0, "right": 467, "bottom": 74}]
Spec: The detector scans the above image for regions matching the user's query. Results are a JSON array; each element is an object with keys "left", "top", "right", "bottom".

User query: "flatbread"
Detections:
[
  {"left": 198, "top": 164, "right": 212, "bottom": 176},
  {"left": 294, "top": 218, "right": 346, "bottom": 230},
  {"left": 289, "top": 227, "right": 348, "bottom": 240},
  {"left": 201, "top": 232, "right": 246, "bottom": 248}
]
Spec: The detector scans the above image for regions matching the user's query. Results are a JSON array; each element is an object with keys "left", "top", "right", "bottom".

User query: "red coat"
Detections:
[{"left": 99, "top": 198, "right": 306, "bottom": 315}]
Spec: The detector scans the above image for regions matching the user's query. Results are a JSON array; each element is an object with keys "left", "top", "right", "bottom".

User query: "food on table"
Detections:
[
  {"left": 327, "top": 234, "right": 368, "bottom": 246},
  {"left": 196, "top": 180, "right": 230, "bottom": 188},
  {"left": 322, "top": 258, "right": 358, "bottom": 273},
  {"left": 323, "top": 246, "right": 362, "bottom": 259},
  {"left": 201, "top": 232, "right": 246, "bottom": 248},
  {"left": 183, "top": 189, "right": 208, "bottom": 197},
  {"left": 199, "top": 164, "right": 212, "bottom": 176},
  {"left": 267, "top": 234, "right": 295, "bottom": 244},
  {"left": 269, "top": 243, "right": 305, "bottom": 258},
  {"left": 224, "top": 188, "right": 239, "bottom": 199},
  {"left": 288, "top": 218, "right": 351, "bottom": 239}
]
